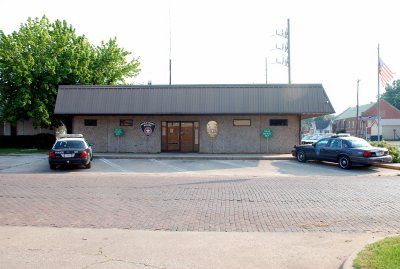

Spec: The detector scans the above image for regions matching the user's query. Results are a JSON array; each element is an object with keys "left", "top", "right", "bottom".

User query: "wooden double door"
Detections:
[{"left": 161, "top": 121, "right": 199, "bottom": 152}]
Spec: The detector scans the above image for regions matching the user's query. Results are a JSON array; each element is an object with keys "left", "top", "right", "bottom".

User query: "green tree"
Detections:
[
  {"left": 381, "top": 79, "right": 400, "bottom": 110},
  {"left": 91, "top": 38, "right": 140, "bottom": 85},
  {"left": 0, "top": 16, "right": 140, "bottom": 128}
]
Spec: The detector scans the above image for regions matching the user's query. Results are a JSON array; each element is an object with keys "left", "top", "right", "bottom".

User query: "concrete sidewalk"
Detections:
[{"left": 0, "top": 226, "right": 385, "bottom": 269}]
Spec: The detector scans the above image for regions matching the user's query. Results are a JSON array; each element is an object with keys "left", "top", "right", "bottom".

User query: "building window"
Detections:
[
  {"left": 270, "top": 119, "right": 288, "bottom": 126},
  {"left": 120, "top": 119, "right": 133, "bottom": 126},
  {"left": 84, "top": 119, "right": 97, "bottom": 126},
  {"left": 233, "top": 119, "right": 251, "bottom": 126}
]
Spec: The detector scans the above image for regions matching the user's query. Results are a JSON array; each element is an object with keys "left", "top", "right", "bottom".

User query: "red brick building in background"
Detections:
[{"left": 333, "top": 99, "right": 400, "bottom": 140}]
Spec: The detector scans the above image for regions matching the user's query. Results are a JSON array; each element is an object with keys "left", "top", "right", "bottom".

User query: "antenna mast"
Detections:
[
  {"left": 273, "top": 18, "right": 291, "bottom": 84},
  {"left": 169, "top": 2, "right": 172, "bottom": 85}
]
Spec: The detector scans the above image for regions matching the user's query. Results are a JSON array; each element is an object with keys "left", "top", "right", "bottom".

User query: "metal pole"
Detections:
[
  {"left": 377, "top": 44, "right": 381, "bottom": 141},
  {"left": 265, "top": 57, "right": 268, "bottom": 84},
  {"left": 169, "top": 3, "right": 172, "bottom": 85},
  {"left": 356, "top": 80, "right": 360, "bottom": 137},
  {"left": 287, "top": 18, "right": 291, "bottom": 84},
  {"left": 169, "top": 59, "right": 172, "bottom": 85}
]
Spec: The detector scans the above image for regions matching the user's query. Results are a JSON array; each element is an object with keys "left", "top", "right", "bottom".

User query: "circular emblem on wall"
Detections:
[
  {"left": 206, "top": 121, "right": 218, "bottom": 138},
  {"left": 141, "top": 122, "right": 156, "bottom": 136}
]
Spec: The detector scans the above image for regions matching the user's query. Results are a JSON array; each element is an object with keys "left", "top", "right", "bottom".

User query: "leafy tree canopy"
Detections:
[
  {"left": 0, "top": 15, "right": 140, "bottom": 127},
  {"left": 381, "top": 79, "right": 400, "bottom": 110}
]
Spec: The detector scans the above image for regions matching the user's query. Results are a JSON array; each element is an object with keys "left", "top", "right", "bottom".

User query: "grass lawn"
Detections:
[
  {"left": 353, "top": 236, "right": 400, "bottom": 269},
  {"left": 0, "top": 148, "right": 48, "bottom": 154}
]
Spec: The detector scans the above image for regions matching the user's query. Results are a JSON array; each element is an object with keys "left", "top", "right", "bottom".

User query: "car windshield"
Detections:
[
  {"left": 54, "top": 140, "right": 85, "bottom": 149},
  {"left": 347, "top": 138, "right": 371, "bottom": 148}
]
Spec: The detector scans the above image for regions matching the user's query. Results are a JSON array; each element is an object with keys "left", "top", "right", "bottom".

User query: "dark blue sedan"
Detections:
[{"left": 292, "top": 136, "right": 392, "bottom": 169}]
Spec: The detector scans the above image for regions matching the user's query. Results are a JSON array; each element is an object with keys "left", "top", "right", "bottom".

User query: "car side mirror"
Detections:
[{"left": 312, "top": 142, "right": 316, "bottom": 147}]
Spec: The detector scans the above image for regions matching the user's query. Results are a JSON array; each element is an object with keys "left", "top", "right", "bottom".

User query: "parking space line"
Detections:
[
  {"left": 100, "top": 158, "right": 127, "bottom": 172},
  {"left": 149, "top": 159, "right": 188, "bottom": 173},
  {"left": 213, "top": 160, "right": 253, "bottom": 168}
]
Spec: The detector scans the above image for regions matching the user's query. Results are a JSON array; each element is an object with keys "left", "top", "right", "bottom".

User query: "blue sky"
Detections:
[{"left": 1, "top": 0, "right": 399, "bottom": 114}]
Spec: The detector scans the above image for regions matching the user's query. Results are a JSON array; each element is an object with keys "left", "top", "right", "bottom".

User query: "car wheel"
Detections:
[
  {"left": 296, "top": 150, "right": 307, "bottom": 162},
  {"left": 85, "top": 162, "right": 91, "bottom": 169},
  {"left": 50, "top": 164, "right": 57, "bottom": 170},
  {"left": 338, "top": 155, "right": 352, "bottom": 169}
]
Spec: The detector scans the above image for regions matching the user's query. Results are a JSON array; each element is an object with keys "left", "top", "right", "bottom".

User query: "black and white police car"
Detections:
[{"left": 48, "top": 134, "right": 93, "bottom": 170}]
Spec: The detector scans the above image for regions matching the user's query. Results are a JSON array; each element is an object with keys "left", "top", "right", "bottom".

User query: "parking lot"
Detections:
[
  {"left": 1, "top": 153, "right": 399, "bottom": 177},
  {"left": 1, "top": 153, "right": 400, "bottom": 234}
]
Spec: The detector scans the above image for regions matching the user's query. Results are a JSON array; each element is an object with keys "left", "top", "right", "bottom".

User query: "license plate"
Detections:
[
  {"left": 63, "top": 153, "right": 74, "bottom": 158},
  {"left": 376, "top": 151, "right": 384, "bottom": 156}
]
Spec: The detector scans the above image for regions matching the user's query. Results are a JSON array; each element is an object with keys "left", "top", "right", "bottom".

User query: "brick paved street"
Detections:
[{"left": 1, "top": 172, "right": 399, "bottom": 233}]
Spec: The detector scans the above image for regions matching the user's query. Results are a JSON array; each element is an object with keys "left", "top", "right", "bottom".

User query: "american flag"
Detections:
[{"left": 379, "top": 57, "right": 395, "bottom": 86}]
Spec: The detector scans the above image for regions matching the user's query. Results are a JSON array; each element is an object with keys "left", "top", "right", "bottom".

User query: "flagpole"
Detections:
[{"left": 377, "top": 44, "right": 381, "bottom": 142}]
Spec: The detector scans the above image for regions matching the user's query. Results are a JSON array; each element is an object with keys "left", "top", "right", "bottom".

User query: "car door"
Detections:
[
  {"left": 321, "top": 138, "right": 342, "bottom": 162},
  {"left": 312, "top": 138, "right": 330, "bottom": 160}
]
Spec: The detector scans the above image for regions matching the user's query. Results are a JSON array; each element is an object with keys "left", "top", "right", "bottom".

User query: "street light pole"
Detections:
[{"left": 356, "top": 80, "right": 360, "bottom": 137}]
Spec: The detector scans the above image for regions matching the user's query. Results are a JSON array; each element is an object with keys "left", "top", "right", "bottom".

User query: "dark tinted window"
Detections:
[
  {"left": 120, "top": 119, "right": 133, "bottom": 126},
  {"left": 329, "top": 139, "right": 342, "bottom": 148},
  {"left": 84, "top": 119, "right": 97, "bottom": 126},
  {"left": 315, "top": 138, "right": 329, "bottom": 148},
  {"left": 54, "top": 140, "right": 85, "bottom": 149},
  {"left": 347, "top": 138, "right": 370, "bottom": 148},
  {"left": 270, "top": 119, "right": 288, "bottom": 126}
]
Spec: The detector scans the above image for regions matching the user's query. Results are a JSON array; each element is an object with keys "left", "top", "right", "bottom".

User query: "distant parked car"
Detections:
[
  {"left": 48, "top": 134, "right": 93, "bottom": 170},
  {"left": 301, "top": 134, "right": 326, "bottom": 144},
  {"left": 293, "top": 135, "right": 392, "bottom": 169}
]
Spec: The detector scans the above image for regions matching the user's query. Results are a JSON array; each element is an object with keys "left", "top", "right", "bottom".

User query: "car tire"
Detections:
[
  {"left": 296, "top": 150, "right": 307, "bottom": 162},
  {"left": 338, "top": 155, "right": 352, "bottom": 169},
  {"left": 85, "top": 162, "right": 91, "bottom": 169},
  {"left": 49, "top": 164, "right": 56, "bottom": 170}
]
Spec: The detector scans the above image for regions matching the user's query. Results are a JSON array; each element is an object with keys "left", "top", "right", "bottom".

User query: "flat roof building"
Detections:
[{"left": 55, "top": 84, "right": 335, "bottom": 153}]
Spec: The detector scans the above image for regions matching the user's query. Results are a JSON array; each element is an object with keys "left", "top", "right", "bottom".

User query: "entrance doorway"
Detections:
[{"left": 161, "top": 121, "right": 199, "bottom": 152}]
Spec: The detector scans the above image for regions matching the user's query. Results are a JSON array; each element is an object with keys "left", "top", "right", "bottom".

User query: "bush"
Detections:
[
  {"left": 34, "top": 133, "right": 56, "bottom": 149},
  {"left": 370, "top": 140, "right": 400, "bottom": 163},
  {"left": 0, "top": 133, "right": 56, "bottom": 149}
]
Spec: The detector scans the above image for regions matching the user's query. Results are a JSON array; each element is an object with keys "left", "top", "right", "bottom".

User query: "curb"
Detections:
[
  {"left": 340, "top": 235, "right": 393, "bottom": 269},
  {"left": 374, "top": 163, "right": 400, "bottom": 170}
]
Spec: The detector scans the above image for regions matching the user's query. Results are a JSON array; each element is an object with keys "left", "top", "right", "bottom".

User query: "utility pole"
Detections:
[
  {"left": 377, "top": 44, "right": 381, "bottom": 141},
  {"left": 356, "top": 80, "right": 360, "bottom": 137},
  {"left": 273, "top": 18, "right": 291, "bottom": 84}
]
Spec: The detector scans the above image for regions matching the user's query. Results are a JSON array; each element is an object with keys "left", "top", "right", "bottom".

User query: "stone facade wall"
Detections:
[
  {"left": 73, "top": 115, "right": 300, "bottom": 153},
  {"left": 15, "top": 119, "right": 55, "bottom": 136}
]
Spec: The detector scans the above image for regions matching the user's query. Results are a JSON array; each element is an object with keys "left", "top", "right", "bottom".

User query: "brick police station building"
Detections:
[{"left": 54, "top": 84, "right": 334, "bottom": 154}]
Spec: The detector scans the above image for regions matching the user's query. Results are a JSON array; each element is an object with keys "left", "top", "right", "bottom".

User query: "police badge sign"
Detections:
[{"left": 140, "top": 122, "right": 156, "bottom": 136}]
